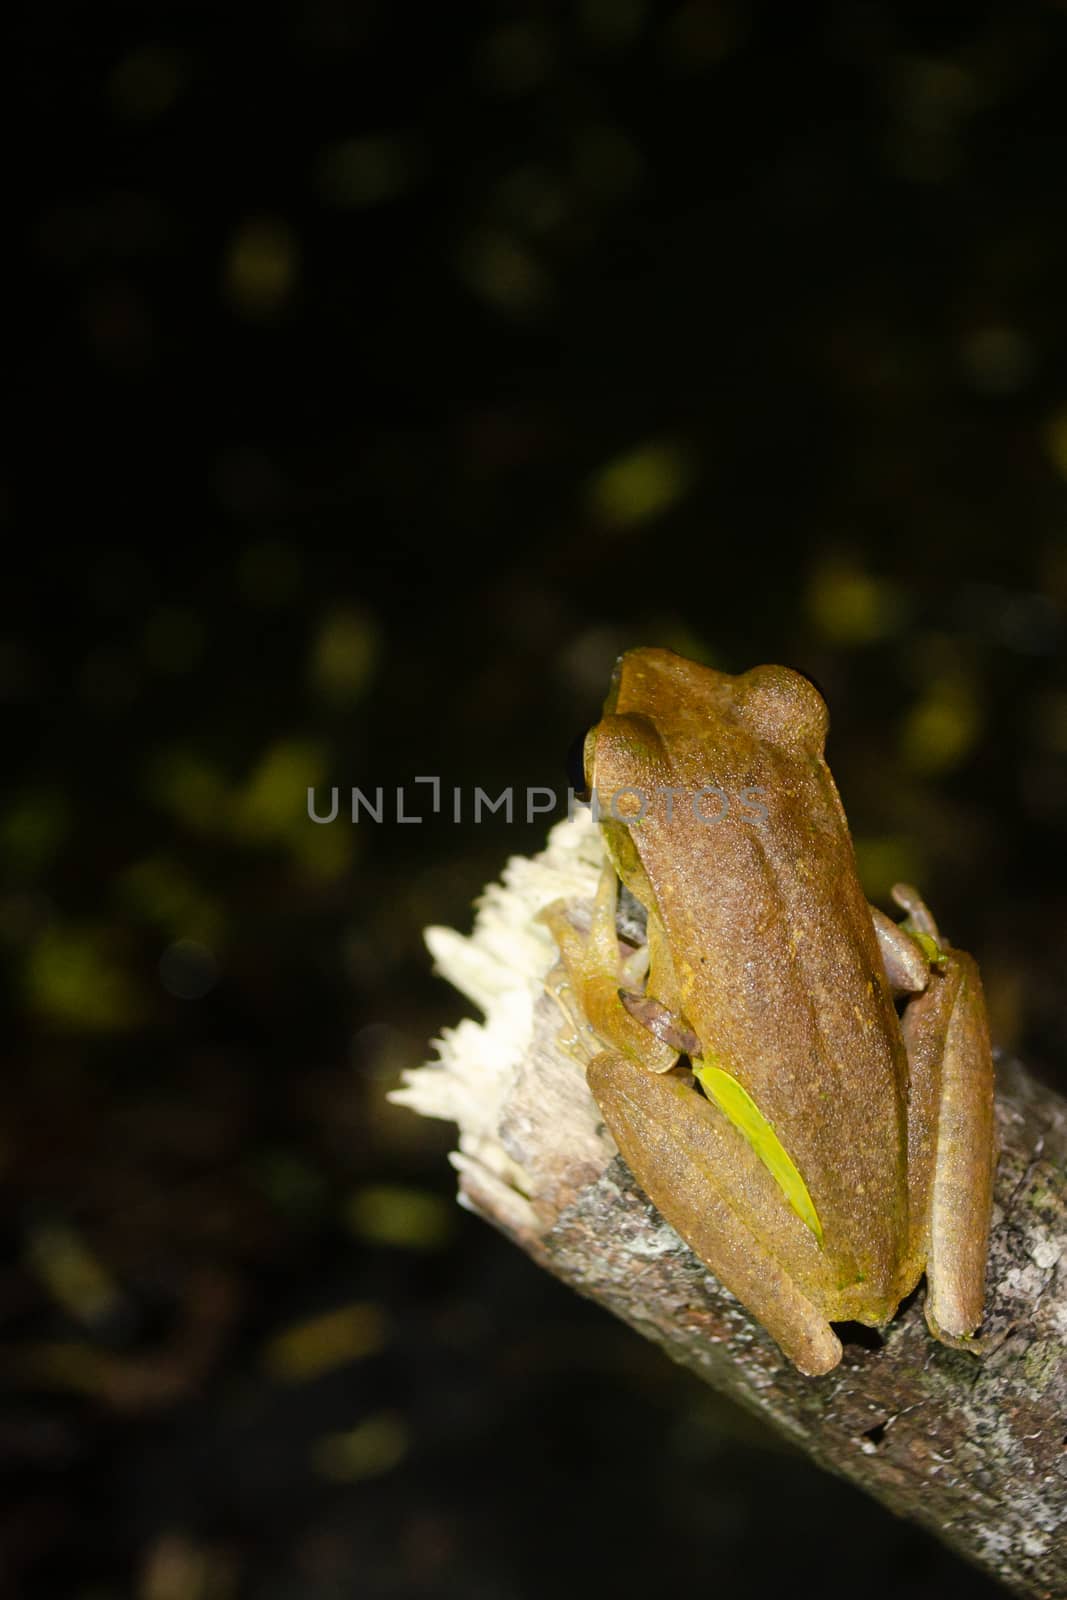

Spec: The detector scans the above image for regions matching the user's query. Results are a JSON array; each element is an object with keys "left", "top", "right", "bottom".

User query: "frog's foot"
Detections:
[
  {"left": 541, "top": 955, "right": 602, "bottom": 1066},
  {"left": 538, "top": 864, "right": 678, "bottom": 1073},
  {"left": 923, "top": 1323, "right": 986, "bottom": 1358}
]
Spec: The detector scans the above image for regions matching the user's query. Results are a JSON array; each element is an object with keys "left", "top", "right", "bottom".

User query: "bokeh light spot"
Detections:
[
  {"left": 289, "top": 817, "right": 355, "bottom": 881},
  {"left": 900, "top": 677, "right": 981, "bottom": 774},
  {"left": 146, "top": 748, "right": 230, "bottom": 833},
  {"left": 806, "top": 561, "right": 904, "bottom": 645},
  {"left": 1043, "top": 409, "right": 1067, "bottom": 481},
  {"left": 25, "top": 1222, "right": 122, "bottom": 1328},
  {"left": 960, "top": 325, "right": 1034, "bottom": 394},
  {"left": 232, "top": 741, "right": 327, "bottom": 843},
  {"left": 263, "top": 1303, "right": 386, "bottom": 1382},
  {"left": 26, "top": 925, "right": 141, "bottom": 1031},
  {"left": 345, "top": 1184, "right": 455, "bottom": 1250},
  {"left": 223, "top": 219, "right": 299, "bottom": 318},
  {"left": 108, "top": 46, "right": 184, "bottom": 120},
  {"left": 475, "top": 22, "right": 553, "bottom": 96},
  {"left": 309, "top": 608, "right": 379, "bottom": 705},
  {"left": 315, "top": 136, "right": 415, "bottom": 208},
  {"left": 311, "top": 1413, "right": 408, "bottom": 1482},
  {"left": 159, "top": 938, "right": 219, "bottom": 999},
  {"left": 456, "top": 230, "right": 549, "bottom": 313},
  {"left": 587, "top": 441, "right": 692, "bottom": 528},
  {"left": 2, "top": 791, "right": 69, "bottom": 878},
  {"left": 580, "top": 0, "right": 646, "bottom": 49},
  {"left": 663, "top": 1, "right": 744, "bottom": 69},
  {"left": 853, "top": 837, "right": 924, "bottom": 904},
  {"left": 118, "top": 858, "right": 224, "bottom": 944}
]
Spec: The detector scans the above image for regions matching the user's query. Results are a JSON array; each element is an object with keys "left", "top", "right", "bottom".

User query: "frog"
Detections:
[{"left": 542, "top": 647, "right": 996, "bottom": 1376}]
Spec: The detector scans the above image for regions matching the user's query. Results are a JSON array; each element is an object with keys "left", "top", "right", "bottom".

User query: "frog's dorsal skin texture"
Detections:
[{"left": 549, "top": 648, "right": 996, "bottom": 1376}]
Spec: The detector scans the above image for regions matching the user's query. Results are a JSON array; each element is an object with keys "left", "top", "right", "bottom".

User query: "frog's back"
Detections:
[{"left": 604, "top": 653, "right": 911, "bottom": 1314}]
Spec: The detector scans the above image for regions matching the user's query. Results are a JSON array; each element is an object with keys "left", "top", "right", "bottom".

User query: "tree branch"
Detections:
[{"left": 392, "top": 814, "right": 1067, "bottom": 1598}]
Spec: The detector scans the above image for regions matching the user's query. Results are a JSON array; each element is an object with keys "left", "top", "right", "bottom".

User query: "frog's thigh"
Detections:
[
  {"left": 900, "top": 951, "right": 996, "bottom": 1342},
  {"left": 587, "top": 1051, "right": 842, "bottom": 1376}
]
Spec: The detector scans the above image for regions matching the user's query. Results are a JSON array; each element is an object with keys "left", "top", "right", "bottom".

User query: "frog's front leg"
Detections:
[
  {"left": 588, "top": 1050, "right": 843, "bottom": 1375},
  {"left": 893, "top": 888, "right": 997, "bottom": 1345},
  {"left": 539, "top": 865, "right": 680, "bottom": 1072}
]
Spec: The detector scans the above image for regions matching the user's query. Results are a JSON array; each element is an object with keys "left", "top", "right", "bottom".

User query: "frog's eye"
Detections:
[
  {"left": 566, "top": 728, "right": 592, "bottom": 799},
  {"left": 737, "top": 666, "right": 830, "bottom": 749}
]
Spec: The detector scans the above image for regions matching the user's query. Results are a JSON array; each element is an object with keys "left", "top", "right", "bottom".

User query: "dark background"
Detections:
[{"left": 10, "top": 2, "right": 1067, "bottom": 1595}]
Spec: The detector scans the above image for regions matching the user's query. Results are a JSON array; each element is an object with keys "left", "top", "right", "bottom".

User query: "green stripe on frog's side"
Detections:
[{"left": 692, "top": 1060, "right": 824, "bottom": 1244}]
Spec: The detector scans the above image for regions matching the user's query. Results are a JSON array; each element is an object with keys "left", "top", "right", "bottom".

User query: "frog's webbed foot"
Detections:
[{"left": 538, "top": 864, "right": 678, "bottom": 1072}]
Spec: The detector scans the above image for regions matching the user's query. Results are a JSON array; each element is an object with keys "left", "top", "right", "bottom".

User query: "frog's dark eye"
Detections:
[{"left": 565, "top": 728, "right": 591, "bottom": 799}]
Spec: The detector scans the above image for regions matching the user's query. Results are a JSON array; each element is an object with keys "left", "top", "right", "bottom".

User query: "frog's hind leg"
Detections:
[
  {"left": 899, "top": 942, "right": 996, "bottom": 1346},
  {"left": 588, "top": 1050, "right": 843, "bottom": 1376}
]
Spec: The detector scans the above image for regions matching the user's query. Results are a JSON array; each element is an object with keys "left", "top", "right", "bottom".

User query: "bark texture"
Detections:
[{"left": 392, "top": 814, "right": 1067, "bottom": 1598}]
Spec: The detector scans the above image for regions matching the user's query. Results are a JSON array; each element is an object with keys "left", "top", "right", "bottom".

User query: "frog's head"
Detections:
[{"left": 604, "top": 648, "right": 829, "bottom": 757}]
